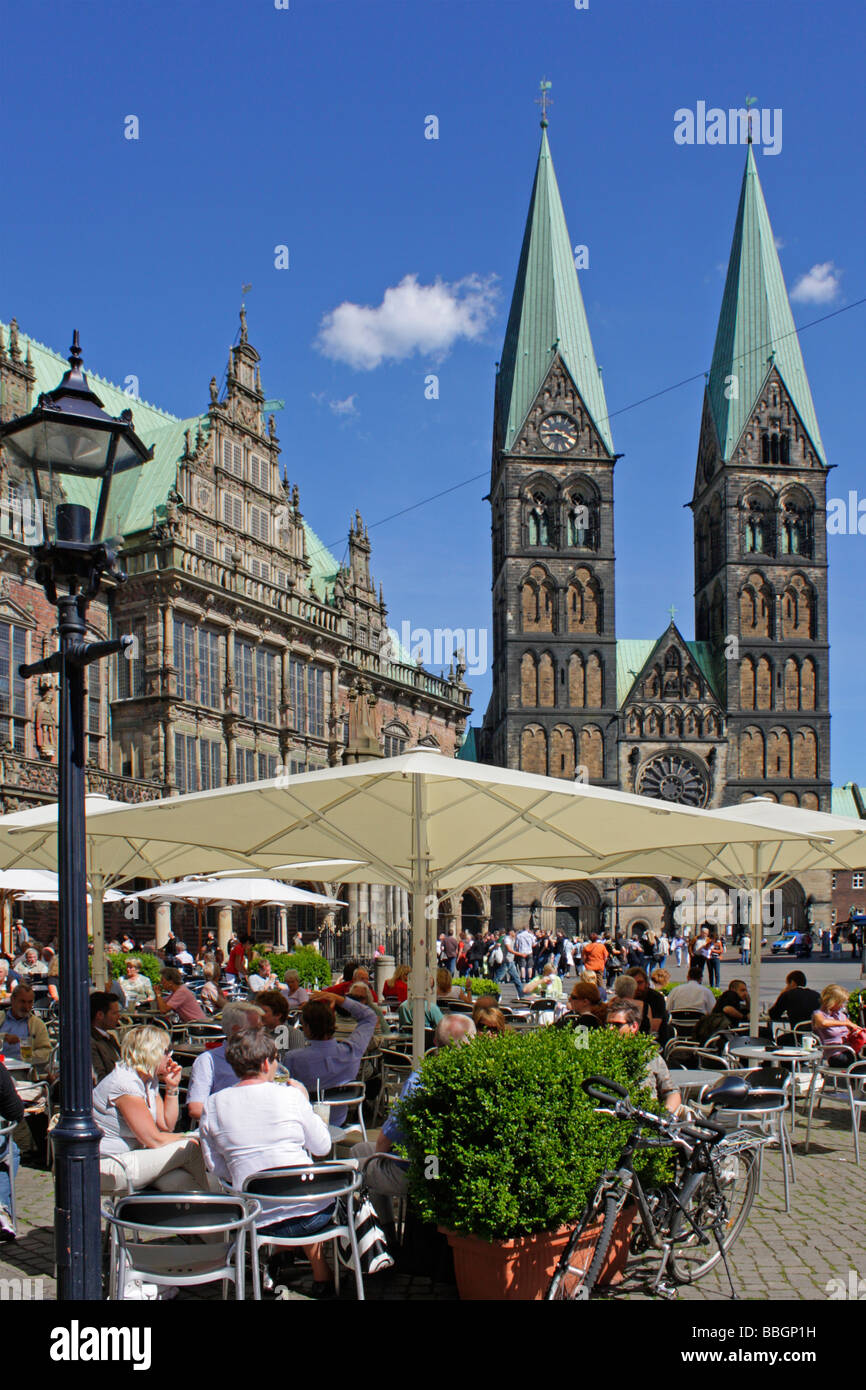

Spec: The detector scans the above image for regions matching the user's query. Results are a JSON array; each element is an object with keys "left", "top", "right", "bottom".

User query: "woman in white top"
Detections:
[
  {"left": 93, "top": 1024, "right": 209, "bottom": 1194},
  {"left": 199, "top": 1028, "right": 335, "bottom": 1296}
]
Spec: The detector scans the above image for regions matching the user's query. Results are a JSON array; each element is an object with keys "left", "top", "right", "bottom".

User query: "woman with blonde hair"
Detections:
[
  {"left": 93, "top": 1024, "right": 209, "bottom": 1194},
  {"left": 812, "top": 985, "right": 866, "bottom": 1064},
  {"left": 382, "top": 963, "right": 410, "bottom": 1004},
  {"left": 436, "top": 968, "right": 472, "bottom": 1004},
  {"left": 472, "top": 1004, "right": 509, "bottom": 1035}
]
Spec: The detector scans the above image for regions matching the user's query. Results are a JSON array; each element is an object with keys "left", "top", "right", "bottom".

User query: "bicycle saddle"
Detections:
[{"left": 703, "top": 1076, "right": 752, "bottom": 1107}]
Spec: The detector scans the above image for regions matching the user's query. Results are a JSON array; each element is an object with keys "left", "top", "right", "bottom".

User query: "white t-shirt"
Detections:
[
  {"left": 667, "top": 980, "right": 717, "bottom": 1014},
  {"left": 199, "top": 1082, "right": 332, "bottom": 1223},
  {"left": 93, "top": 1065, "right": 159, "bottom": 1156}
]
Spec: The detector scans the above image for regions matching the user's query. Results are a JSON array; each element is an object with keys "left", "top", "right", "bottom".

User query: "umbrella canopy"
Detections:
[
  {"left": 125, "top": 877, "right": 345, "bottom": 951},
  {"left": 59, "top": 751, "right": 819, "bottom": 1055},
  {"left": 0, "top": 868, "right": 66, "bottom": 954}
]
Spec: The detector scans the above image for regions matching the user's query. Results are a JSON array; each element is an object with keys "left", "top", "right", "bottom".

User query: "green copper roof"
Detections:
[
  {"left": 457, "top": 726, "right": 478, "bottom": 761},
  {"left": 707, "top": 146, "right": 826, "bottom": 467},
  {"left": 2, "top": 323, "right": 207, "bottom": 536},
  {"left": 831, "top": 785, "right": 865, "bottom": 819},
  {"left": 497, "top": 130, "right": 613, "bottom": 455},
  {"left": 616, "top": 634, "right": 722, "bottom": 707}
]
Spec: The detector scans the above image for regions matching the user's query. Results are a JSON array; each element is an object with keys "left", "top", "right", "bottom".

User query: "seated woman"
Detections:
[
  {"left": 113, "top": 957, "right": 156, "bottom": 1011},
  {"left": 435, "top": 968, "right": 472, "bottom": 1006},
  {"left": 381, "top": 964, "right": 410, "bottom": 1005},
  {"left": 199, "top": 1028, "right": 336, "bottom": 1298},
  {"left": 94, "top": 1024, "right": 209, "bottom": 1195},
  {"left": 473, "top": 1005, "right": 509, "bottom": 1036},
  {"left": 199, "top": 960, "right": 226, "bottom": 1013},
  {"left": 812, "top": 985, "right": 866, "bottom": 1065},
  {"left": 578, "top": 969, "right": 608, "bottom": 1003},
  {"left": 523, "top": 962, "right": 564, "bottom": 1000},
  {"left": 555, "top": 981, "right": 605, "bottom": 1028}
]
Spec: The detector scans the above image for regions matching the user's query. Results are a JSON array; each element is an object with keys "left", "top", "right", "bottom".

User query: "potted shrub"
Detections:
[
  {"left": 397, "top": 1026, "right": 670, "bottom": 1300},
  {"left": 259, "top": 947, "right": 331, "bottom": 990},
  {"left": 454, "top": 976, "right": 500, "bottom": 999}
]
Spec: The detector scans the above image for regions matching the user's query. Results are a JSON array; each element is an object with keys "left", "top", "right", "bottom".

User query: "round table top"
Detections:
[
  {"left": 731, "top": 1043, "right": 817, "bottom": 1061},
  {"left": 1, "top": 1057, "right": 30, "bottom": 1074},
  {"left": 670, "top": 1069, "right": 725, "bottom": 1092}
]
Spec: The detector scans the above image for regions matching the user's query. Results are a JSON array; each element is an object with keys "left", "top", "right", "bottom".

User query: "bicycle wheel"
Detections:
[
  {"left": 668, "top": 1145, "right": 759, "bottom": 1283},
  {"left": 546, "top": 1193, "right": 621, "bottom": 1301}
]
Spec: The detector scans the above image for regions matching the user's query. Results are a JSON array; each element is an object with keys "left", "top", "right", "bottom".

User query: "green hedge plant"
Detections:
[
  {"left": 259, "top": 947, "right": 331, "bottom": 990},
  {"left": 108, "top": 951, "right": 163, "bottom": 991},
  {"left": 848, "top": 989, "right": 865, "bottom": 1024},
  {"left": 454, "top": 976, "right": 500, "bottom": 998},
  {"left": 397, "top": 1026, "right": 671, "bottom": 1242}
]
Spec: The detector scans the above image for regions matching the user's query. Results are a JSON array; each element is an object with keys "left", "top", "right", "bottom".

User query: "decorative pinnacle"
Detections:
[
  {"left": 536, "top": 78, "right": 552, "bottom": 128},
  {"left": 745, "top": 95, "right": 757, "bottom": 145},
  {"left": 69, "top": 330, "right": 83, "bottom": 371}
]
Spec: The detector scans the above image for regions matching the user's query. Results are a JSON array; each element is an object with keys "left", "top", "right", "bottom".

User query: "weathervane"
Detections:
[
  {"left": 745, "top": 95, "right": 757, "bottom": 144},
  {"left": 536, "top": 78, "right": 553, "bottom": 128}
]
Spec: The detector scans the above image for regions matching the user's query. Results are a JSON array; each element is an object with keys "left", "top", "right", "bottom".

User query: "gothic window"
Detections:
[
  {"left": 579, "top": 725, "right": 604, "bottom": 781},
  {"left": 739, "top": 573, "right": 773, "bottom": 638},
  {"left": 520, "top": 652, "right": 538, "bottom": 707},
  {"left": 683, "top": 709, "right": 698, "bottom": 737},
  {"left": 683, "top": 667, "right": 700, "bottom": 700},
  {"left": 800, "top": 658, "right": 816, "bottom": 710},
  {"left": 762, "top": 430, "right": 790, "bottom": 464},
  {"left": 538, "top": 652, "right": 555, "bottom": 707},
  {"left": 527, "top": 492, "right": 552, "bottom": 546},
  {"left": 521, "top": 567, "right": 555, "bottom": 633},
  {"left": 755, "top": 656, "right": 773, "bottom": 710},
  {"left": 493, "top": 502, "right": 504, "bottom": 572},
  {"left": 665, "top": 709, "right": 682, "bottom": 737},
  {"left": 801, "top": 792, "right": 820, "bottom": 811},
  {"left": 784, "top": 658, "right": 800, "bottom": 710},
  {"left": 743, "top": 489, "right": 774, "bottom": 555},
  {"left": 585, "top": 653, "right": 603, "bottom": 707},
  {"left": 568, "top": 652, "right": 585, "bottom": 707},
  {"left": 767, "top": 728, "right": 791, "bottom": 778},
  {"left": 710, "top": 585, "right": 725, "bottom": 647},
  {"left": 566, "top": 568, "right": 600, "bottom": 634},
  {"left": 702, "top": 711, "right": 717, "bottom": 737},
  {"left": 739, "top": 727, "right": 765, "bottom": 778},
  {"left": 697, "top": 595, "right": 709, "bottom": 642},
  {"left": 550, "top": 724, "right": 575, "bottom": 780},
  {"left": 644, "top": 708, "right": 661, "bottom": 738},
  {"left": 697, "top": 510, "right": 710, "bottom": 579},
  {"left": 793, "top": 728, "right": 818, "bottom": 779},
  {"left": 708, "top": 495, "right": 723, "bottom": 571},
  {"left": 520, "top": 724, "right": 547, "bottom": 775},
  {"left": 643, "top": 666, "right": 660, "bottom": 700},
  {"left": 563, "top": 480, "right": 599, "bottom": 549},
  {"left": 782, "top": 575, "right": 815, "bottom": 640},
  {"left": 779, "top": 492, "right": 813, "bottom": 557},
  {"left": 740, "top": 657, "right": 756, "bottom": 709},
  {"left": 115, "top": 619, "right": 147, "bottom": 701},
  {"left": 626, "top": 709, "right": 640, "bottom": 735}
]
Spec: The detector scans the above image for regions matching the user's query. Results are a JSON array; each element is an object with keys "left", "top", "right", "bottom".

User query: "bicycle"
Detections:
[{"left": 546, "top": 1074, "right": 767, "bottom": 1301}]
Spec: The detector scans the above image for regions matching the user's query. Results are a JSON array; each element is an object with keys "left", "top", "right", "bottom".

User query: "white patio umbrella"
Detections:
[
  {"left": 0, "top": 868, "right": 68, "bottom": 953},
  {"left": 57, "top": 750, "right": 819, "bottom": 1056},
  {"left": 0, "top": 795, "right": 308, "bottom": 986},
  {"left": 126, "top": 877, "right": 345, "bottom": 948}
]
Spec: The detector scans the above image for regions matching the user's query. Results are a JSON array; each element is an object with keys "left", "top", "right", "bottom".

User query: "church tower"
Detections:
[
  {"left": 691, "top": 142, "right": 831, "bottom": 810},
  {"left": 482, "top": 111, "right": 618, "bottom": 788}
]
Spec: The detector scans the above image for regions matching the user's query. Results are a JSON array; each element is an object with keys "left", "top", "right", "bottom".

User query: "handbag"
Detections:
[{"left": 337, "top": 1193, "right": 395, "bottom": 1276}]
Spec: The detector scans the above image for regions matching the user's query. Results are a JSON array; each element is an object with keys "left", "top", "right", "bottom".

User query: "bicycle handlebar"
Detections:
[{"left": 582, "top": 1075, "right": 629, "bottom": 1105}]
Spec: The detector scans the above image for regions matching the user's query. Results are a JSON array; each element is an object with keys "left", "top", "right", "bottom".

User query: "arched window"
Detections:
[
  {"left": 740, "top": 727, "right": 765, "bottom": 779},
  {"left": 782, "top": 575, "right": 814, "bottom": 640},
  {"left": 520, "top": 652, "right": 538, "bottom": 707},
  {"left": 525, "top": 487, "right": 553, "bottom": 547},
  {"left": 538, "top": 652, "right": 555, "bottom": 707},
  {"left": 708, "top": 495, "right": 723, "bottom": 571},
  {"left": 566, "top": 568, "right": 600, "bottom": 634},
  {"left": 739, "top": 573, "right": 773, "bottom": 638},
  {"left": 551, "top": 724, "right": 575, "bottom": 780},
  {"left": 767, "top": 728, "right": 791, "bottom": 778},
  {"left": 585, "top": 653, "right": 603, "bottom": 707},
  {"left": 579, "top": 725, "right": 604, "bottom": 781},
  {"left": 521, "top": 566, "right": 555, "bottom": 633},
  {"left": 568, "top": 652, "right": 585, "bottom": 707},
  {"left": 779, "top": 492, "right": 813, "bottom": 557},
  {"left": 520, "top": 725, "right": 547, "bottom": 775},
  {"left": 755, "top": 656, "right": 772, "bottom": 710},
  {"left": 793, "top": 728, "right": 818, "bottom": 779},
  {"left": 740, "top": 657, "right": 756, "bottom": 710},
  {"left": 743, "top": 489, "right": 774, "bottom": 555},
  {"left": 800, "top": 658, "right": 816, "bottom": 711}
]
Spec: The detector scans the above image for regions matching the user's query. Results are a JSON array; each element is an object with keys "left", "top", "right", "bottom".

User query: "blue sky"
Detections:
[{"left": 3, "top": 0, "right": 864, "bottom": 783}]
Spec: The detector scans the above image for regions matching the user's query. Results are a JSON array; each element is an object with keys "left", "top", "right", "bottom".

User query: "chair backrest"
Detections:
[
  {"left": 0, "top": 1119, "right": 17, "bottom": 1143},
  {"left": 107, "top": 1192, "right": 258, "bottom": 1236},
  {"left": 319, "top": 1082, "right": 365, "bottom": 1105},
  {"left": 670, "top": 1009, "right": 706, "bottom": 1023},
  {"left": 743, "top": 1065, "right": 790, "bottom": 1092},
  {"left": 691, "top": 1049, "right": 731, "bottom": 1070},
  {"left": 241, "top": 1162, "right": 360, "bottom": 1206},
  {"left": 530, "top": 998, "right": 556, "bottom": 1013}
]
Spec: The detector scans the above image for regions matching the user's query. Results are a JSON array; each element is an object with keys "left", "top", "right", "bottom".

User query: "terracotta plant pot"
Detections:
[{"left": 441, "top": 1201, "right": 635, "bottom": 1301}]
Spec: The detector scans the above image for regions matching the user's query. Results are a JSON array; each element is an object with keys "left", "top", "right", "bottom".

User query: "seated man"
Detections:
[
  {"left": 90, "top": 991, "right": 122, "bottom": 1083},
  {"left": 156, "top": 967, "right": 207, "bottom": 1023},
  {"left": 523, "top": 963, "right": 564, "bottom": 1000},
  {"left": 0, "top": 984, "right": 51, "bottom": 1064},
  {"left": 695, "top": 979, "right": 750, "bottom": 1044},
  {"left": 768, "top": 971, "right": 821, "bottom": 1028},
  {"left": 12, "top": 947, "right": 47, "bottom": 979},
  {"left": 187, "top": 1001, "right": 263, "bottom": 1124},
  {"left": 666, "top": 963, "right": 717, "bottom": 1015},
  {"left": 351, "top": 1015, "right": 477, "bottom": 1236},
  {"left": 248, "top": 958, "right": 276, "bottom": 994},
  {"left": 256, "top": 989, "right": 307, "bottom": 1057},
  {"left": 286, "top": 991, "right": 377, "bottom": 1123},
  {"left": 605, "top": 1000, "right": 683, "bottom": 1115}
]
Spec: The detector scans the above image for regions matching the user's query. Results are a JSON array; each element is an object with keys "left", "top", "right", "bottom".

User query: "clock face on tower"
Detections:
[{"left": 539, "top": 412, "right": 578, "bottom": 453}]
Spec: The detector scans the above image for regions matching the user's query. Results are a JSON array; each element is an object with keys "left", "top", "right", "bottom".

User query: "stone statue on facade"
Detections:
[{"left": 34, "top": 680, "right": 58, "bottom": 761}]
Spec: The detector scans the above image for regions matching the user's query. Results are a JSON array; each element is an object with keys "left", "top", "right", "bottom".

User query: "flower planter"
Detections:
[{"left": 441, "top": 1202, "right": 635, "bottom": 1301}]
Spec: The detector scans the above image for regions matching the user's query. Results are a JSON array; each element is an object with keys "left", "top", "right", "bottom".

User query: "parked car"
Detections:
[{"left": 771, "top": 930, "right": 812, "bottom": 957}]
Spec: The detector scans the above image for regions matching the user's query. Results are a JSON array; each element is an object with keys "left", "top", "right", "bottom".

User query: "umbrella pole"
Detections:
[
  {"left": 749, "top": 846, "right": 762, "bottom": 1035},
  {"left": 90, "top": 873, "right": 106, "bottom": 990},
  {"left": 409, "top": 773, "right": 432, "bottom": 1063}
]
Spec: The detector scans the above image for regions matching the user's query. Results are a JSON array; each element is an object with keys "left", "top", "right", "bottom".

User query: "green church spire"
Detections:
[
  {"left": 707, "top": 143, "right": 826, "bottom": 466},
  {"left": 497, "top": 124, "right": 612, "bottom": 455}
]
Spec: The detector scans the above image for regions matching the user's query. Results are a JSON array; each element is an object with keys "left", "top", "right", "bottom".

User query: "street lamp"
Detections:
[{"left": 0, "top": 331, "right": 152, "bottom": 1301}]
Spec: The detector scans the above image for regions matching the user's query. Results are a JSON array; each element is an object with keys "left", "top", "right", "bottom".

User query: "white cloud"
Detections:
[
  {"left": 315, "top": 272, "right": 499, "bottom": 370},
  {"left": 329, "top": 394, "right": 358, "bottom": 417},
  {"left": 790, "top": 261, "right": 842, "bottom": 304},
  {"left": 774, "top": 235, "right": 785, "bottom": 250}
]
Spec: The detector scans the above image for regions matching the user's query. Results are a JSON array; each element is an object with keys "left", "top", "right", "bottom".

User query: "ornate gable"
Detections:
[{"left": 508, "top": 355, "right": 611, "bottom": 463}]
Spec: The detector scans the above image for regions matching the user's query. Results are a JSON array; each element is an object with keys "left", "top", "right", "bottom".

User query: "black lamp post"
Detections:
[{"left": 0, "top": 332, "right": 152, "bottom": 1300}]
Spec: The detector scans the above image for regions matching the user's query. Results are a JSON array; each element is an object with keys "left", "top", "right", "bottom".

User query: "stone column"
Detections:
[
  {"left": 155, "top": 901, "right": 172, "bottom": 949},
  {"left": 218, "top": 905, "right": 234, "bottom": 954},
  {"left": 278, "top": 908, "right": 289, "bottom": 951}
]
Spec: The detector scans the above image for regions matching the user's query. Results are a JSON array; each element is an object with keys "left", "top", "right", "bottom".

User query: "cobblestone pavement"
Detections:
[{"left": 3, "top": 1085, "right": 862, "bottom": 1303}]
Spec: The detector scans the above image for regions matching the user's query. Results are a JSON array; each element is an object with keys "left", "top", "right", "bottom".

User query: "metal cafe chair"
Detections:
[
  {"left": 0, "top": 1119, "right": 18, "bottom": 1229},
  {"left": 240, "top": 1162, "right": 365, "bottom": 1300},
  {"left": 103, "top": 1193, "right": 261, "bottom": 1300}
]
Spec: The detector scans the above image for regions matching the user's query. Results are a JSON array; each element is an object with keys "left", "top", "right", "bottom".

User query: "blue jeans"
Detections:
[
  {"left": 494, "top": 960, "right": 524, "bottom": 997},
  {"left": 0, "top": 1137, "right": 18, "bottom": 1214},
  {"left": 446, "top": 958, "right": 457, "bottom": 977},
  {"left": 707, "top": 957, "right": 721, "bottom": 988},
  {"left": 262, "top": 1204, "right": 335, "bottom": 1240}
]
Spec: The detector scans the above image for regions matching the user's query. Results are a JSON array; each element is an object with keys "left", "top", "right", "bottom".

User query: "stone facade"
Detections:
[{"left": 0, "top": 315, "right": 471, "bottom": 933}]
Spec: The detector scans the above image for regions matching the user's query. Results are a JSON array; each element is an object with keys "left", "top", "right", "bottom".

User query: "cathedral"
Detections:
[{"left": 469, "top": 116, "right": 838, "bottom": 941}]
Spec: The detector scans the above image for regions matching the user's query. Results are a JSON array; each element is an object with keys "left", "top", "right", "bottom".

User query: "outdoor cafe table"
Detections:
[
  {"left": 728, "top": 1043, "right": 819, "bottom": 1133},
  {"left": 669, "top": 1069, "right": 726, "bottom": 1099}
]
